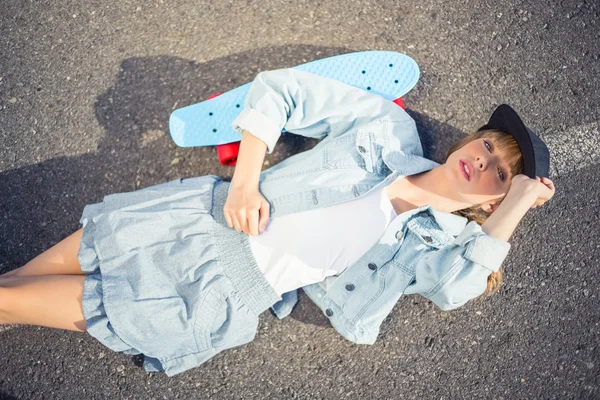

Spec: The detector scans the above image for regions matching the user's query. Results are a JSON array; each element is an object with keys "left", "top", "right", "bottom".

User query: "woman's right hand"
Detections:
[{"left": 223, "top": 183, "right": 271, "bottom": 236}]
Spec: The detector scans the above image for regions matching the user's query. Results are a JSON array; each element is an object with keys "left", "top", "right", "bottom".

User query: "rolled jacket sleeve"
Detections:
[
  {"left": 231, "top": 68, "right": 410, "bottom": 154},
  {"left": 404, "top": 221, "right": 511, "bottom": 311}
]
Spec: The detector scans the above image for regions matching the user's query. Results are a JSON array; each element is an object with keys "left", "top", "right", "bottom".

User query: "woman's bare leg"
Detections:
[
  {"left": 0, "top": 274, "right": 87, "bottom": 332},
  {"left": 1, "top": 229, "right": 84, "bottom": 278}
]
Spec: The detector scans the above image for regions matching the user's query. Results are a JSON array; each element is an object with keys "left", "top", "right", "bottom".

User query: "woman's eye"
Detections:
[
  {"left": 498, "top": 167, "right": 505, "bottom": 181},
  {"left": 484, "top": 140, "right": 492, "bottom": 152}
]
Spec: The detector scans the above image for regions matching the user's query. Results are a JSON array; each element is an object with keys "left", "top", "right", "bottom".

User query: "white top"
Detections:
[{"left": 248, "top": 185, "right": 397, "bottom": 296}]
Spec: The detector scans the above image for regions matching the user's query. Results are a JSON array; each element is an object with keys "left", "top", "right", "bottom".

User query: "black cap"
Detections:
[{"left": 477, "top": 104, "right": 550, "bottom": 179}]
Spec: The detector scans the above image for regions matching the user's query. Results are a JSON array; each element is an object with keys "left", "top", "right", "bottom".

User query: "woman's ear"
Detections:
[
  {"left": 480, "top": 203, "right": 494, "bottom": 213},
  {"left": 480, "top": 200, "right": 502, "bottom": 213},
  {"left": 480, "top": 195, "right": 506, "bottom": 213}
]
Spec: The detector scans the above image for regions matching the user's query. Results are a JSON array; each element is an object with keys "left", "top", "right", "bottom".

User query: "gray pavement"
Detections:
[{"left": 1, "top": 0, "right": 599, "bottom": 399}]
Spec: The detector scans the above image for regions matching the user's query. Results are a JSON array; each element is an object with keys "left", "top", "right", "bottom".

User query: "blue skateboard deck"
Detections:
[{"left": 169, "top": 51, "right": 419, "bottom": 148}]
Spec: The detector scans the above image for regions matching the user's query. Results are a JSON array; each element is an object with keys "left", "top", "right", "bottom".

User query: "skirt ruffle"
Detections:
[{"left": 77, "top": 175, "right": 227, "bottom": 374}]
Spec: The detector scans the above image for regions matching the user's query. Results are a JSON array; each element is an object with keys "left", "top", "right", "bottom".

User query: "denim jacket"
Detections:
[{"left": 230, "top": 68, "right": 511, "bottom": 345}]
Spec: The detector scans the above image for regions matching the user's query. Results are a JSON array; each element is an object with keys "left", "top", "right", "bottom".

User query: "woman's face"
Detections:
[{"left": 445, "top": 137, "right": 514, "bottom": 207}]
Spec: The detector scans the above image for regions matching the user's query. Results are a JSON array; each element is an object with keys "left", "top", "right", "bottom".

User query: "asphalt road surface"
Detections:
[{"left": 1, "top": 0, "right": 599, "bottom": 399}]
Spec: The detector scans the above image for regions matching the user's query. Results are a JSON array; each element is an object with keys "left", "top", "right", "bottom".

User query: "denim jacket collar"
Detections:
[
  {"left": 384, "top": 203, "right": 469, "bottom": 240},
  {"left": 430, "top": 209, "right": 469, "bottom": 235},
  {"left": 384, "top": 161, "right": 470, "bottom": 237}
]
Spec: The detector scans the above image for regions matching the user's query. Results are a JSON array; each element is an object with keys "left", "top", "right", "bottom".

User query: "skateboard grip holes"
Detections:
[
  {"left": 236, "top": 104, "right": 240, "bottom": 108},
  {"left": 362, "top": 70, "right": 366, "bottom": 74},
  {"left": 367, "top": 86, "right": 371, "bottom": 90},
  {"left": 209, "top": 112, "right": 213, "bottom": 116},
  {"left": 389, "top": 64, "right": 393, "bottom": 67},
  {"left": 394, "top": 80, "right": 399, "bottom": 84},
  {"left": 213, "top": 129, "right": 217, "bottom": 132}
]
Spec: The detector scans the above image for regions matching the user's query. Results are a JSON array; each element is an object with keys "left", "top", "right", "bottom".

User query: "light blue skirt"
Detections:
[{"left": 77, "top": 175, "right": 280, "bottom": 376}]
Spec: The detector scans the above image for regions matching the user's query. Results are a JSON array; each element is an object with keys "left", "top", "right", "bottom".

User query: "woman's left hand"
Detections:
[
  {"left": 482, "top": 175, "right": 556, "bottom": 241},
  {"left": 504, "top": 174, "right": 556, "bottom": 210},
  {"left": 530, "top": 176, "right": 556, "bottom": 208}
]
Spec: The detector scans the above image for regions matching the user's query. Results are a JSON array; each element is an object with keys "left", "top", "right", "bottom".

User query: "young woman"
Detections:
[{"left": 0, "top": 69, "right": 555, "bottom": 376}]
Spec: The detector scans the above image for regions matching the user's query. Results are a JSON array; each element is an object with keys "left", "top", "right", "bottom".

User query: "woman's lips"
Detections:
[{"left": 460, "top": 160, "right": 471, "bottom": 181}]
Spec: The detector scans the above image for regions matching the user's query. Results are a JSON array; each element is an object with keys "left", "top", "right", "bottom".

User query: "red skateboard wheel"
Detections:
[
  {"left": 210, "top": 94, "right": 405, "bottom": 166},
  {"left": 392, "top": 97, "right": 405, "bottom": 109},
  {"left": 216, "top": 142, "right": 241, "bottom": 166},
  {"left": 206, "top": 93, "right": 240, "bottom": 166}
]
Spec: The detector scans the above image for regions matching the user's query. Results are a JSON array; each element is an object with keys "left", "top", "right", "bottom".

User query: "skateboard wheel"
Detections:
[
  {"left": 206, "top": 93, "right": 241, "bottom": 166},
  {"left": 216, "top": 142, "right": 240, "bottom": 166},
  {"left": 393, "top": 97, "right": 405, "bottom": 109}
]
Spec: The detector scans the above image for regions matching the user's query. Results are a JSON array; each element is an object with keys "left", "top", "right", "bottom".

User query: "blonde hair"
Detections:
[{"left": 445, "top": 129, "right": 524, "bottom": 297}]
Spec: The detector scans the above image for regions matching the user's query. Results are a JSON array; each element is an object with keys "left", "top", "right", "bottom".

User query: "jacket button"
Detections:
[
  {"left": 345, "top": 284, "right": 355, "bottom": 291},
  {"left": 368, "top": 263, "right": 377, "bottom": 271},
  {"left": 424, "top": 236, "right": 433, "bottom": 243},
  {"left": 325, "top": 309, "right": 334, "bottom": 317},
  {"left": 395, "top": 231, "right": 403, "bottom": 240},
  {"left": 358, "top": 145, "right": 367, "bottom": 153}
]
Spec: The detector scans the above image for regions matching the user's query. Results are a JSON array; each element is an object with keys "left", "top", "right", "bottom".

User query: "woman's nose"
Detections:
[{"left": 475, "top": 155, "right": 489, "bottom": 170}]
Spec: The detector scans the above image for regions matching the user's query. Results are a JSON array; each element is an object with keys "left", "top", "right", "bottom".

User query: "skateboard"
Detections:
[{"left": 169, "top": 51, "right": 418, "bottom": 166}]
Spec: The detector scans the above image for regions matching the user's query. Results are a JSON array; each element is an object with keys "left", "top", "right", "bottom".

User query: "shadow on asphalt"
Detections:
[
  {"left": 0, "top": 45, "right": 465, "bottom": 336},
  {"left": 0, "top": 391, "right": 19, "bottom": 400}
]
